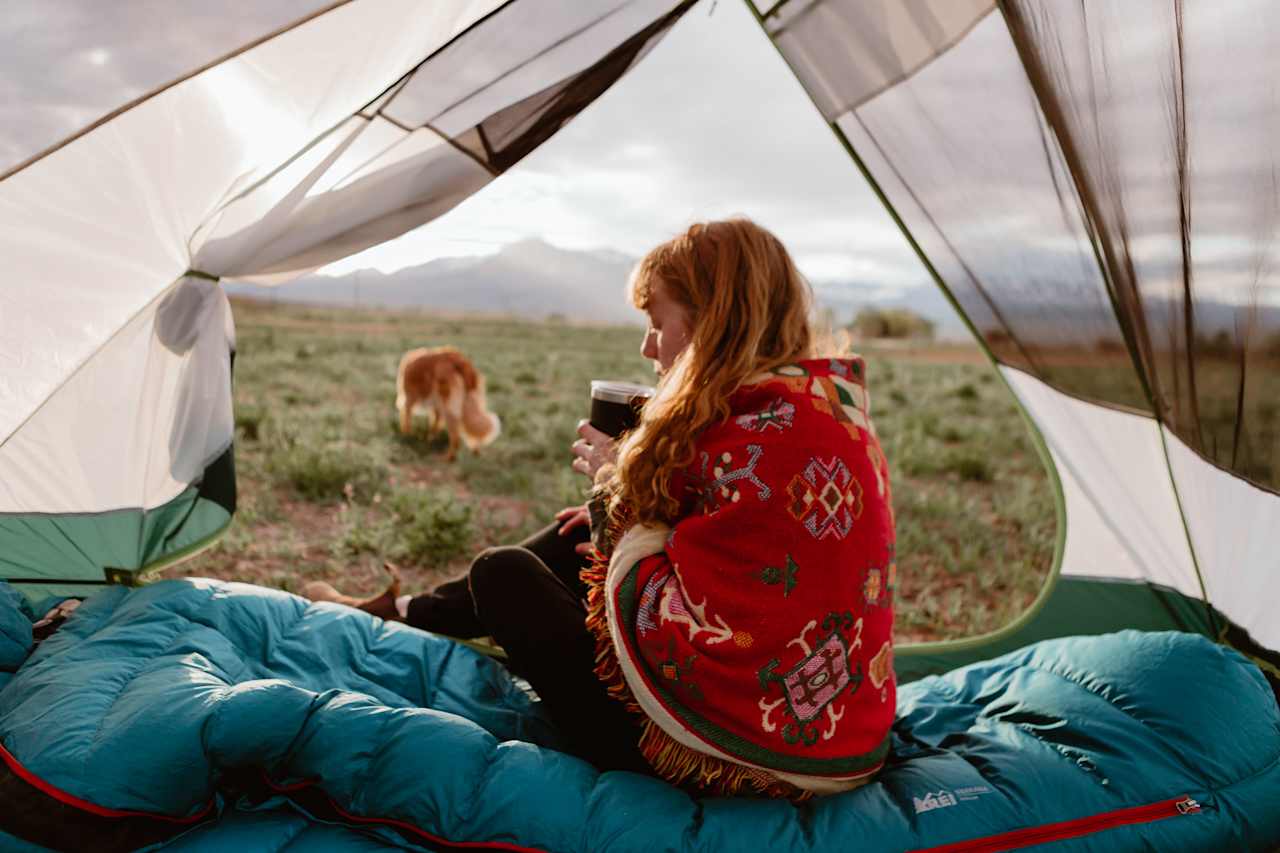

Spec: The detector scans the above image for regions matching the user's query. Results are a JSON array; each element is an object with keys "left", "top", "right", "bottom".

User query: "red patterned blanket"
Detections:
[{"left": 585, "top": 357, "right": 896, "bottom": 797}]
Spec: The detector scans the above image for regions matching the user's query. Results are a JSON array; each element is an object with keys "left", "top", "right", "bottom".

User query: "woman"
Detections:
[{"left": 310, "top": 219, "right": 896, "bottom": 797}]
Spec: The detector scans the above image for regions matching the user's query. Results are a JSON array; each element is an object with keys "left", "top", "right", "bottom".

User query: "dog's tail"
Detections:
[{"left": 460, "top": 375, "right": 501, "bottom": 449}]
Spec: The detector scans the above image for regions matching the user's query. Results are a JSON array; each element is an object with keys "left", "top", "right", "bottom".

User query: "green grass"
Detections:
[{"left": 173, "top": 298, "right": 1056, "bottom": 642}]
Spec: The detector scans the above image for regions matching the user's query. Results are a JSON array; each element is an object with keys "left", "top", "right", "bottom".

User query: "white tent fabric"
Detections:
[
  {"left": 1166, "top": 435, "right": 1280, "bottom": 651},
  {"left": 755, "top": 0, "right": 994, "bottom": 116},
  {"left": 190, "top": 116, "right": 494, "bottom": 281},
  {"left": 196, "top": 0, "right": 679, "bottom": 283},
  {"left": 0, "top": 0, "right": 692, "bottom": 594},
  {"left": 1, "top": 0, "right": 505, "bottom": 448},
  {"left": 0, "top": 0, "right": 688, "bottom": 519},
  {"left": 0, "top": 278, "right": 232, "bottom": 514},
  {"left": 0, "top": 0, "right": 339, "bottom": 175},
  {"left": 1000, "top": 367, "right": 1200, "bottom": 596}
]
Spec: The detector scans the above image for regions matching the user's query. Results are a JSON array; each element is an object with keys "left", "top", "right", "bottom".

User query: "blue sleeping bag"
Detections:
[
  {"left": 0, "top": 577, "right": 1277, "bottom": 852},
  {"left": 0, "top": 582, "right": 34, "bottom": 698}
]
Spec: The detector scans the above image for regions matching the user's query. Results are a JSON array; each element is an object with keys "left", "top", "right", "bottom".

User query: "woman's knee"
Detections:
[{"left": 468, "top": 547, "right": 545, "bottom": 609}]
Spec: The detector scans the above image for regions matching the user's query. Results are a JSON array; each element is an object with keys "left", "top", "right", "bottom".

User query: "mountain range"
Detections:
[{"left": 225, "top": 239, "right": 969, "bottom": 338}]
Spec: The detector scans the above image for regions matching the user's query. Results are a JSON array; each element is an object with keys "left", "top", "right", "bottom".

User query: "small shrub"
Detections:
[
  {"left": 953, "top": 383, "right": 980, "bottom": 401},
  {"left": 337, "top": 508, "right": 392, "bottom": 557},
  {"left": 268, "top": 441, "right": 387, "bottom": 502},
  {"left": 898, "top": 454, "right": 944, "bottom": 479},
  {"left": 895, "top": 431, "right": 943, "bottom": 478},
  {"left": 388, "top": 490, "right": 474, "bottom": 567},
  {"left": 944, "top": 452, "right": 992, "bottom": 482},
  {"left": 235, "top": 405, "right": 265, "bottom": 441}
]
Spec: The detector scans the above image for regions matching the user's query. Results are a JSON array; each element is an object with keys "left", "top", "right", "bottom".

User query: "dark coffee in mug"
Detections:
[{"left": 589, "top": 380, "right": 655, "bottom": 437}]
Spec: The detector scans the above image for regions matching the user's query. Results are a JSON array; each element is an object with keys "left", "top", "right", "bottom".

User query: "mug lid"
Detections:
[{"left": 590, "top": 380, "right": 655, "bottom": 403}]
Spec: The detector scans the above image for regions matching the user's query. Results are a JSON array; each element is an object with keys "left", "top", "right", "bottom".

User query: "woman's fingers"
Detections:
[
  {"left": 577, "top": 421, "right": 619, "bottom": 468},
  {"left": 576, "top": 420, "right": 611, "bottom": 445},
  {"left": 557, "top": 508, "right": 590, "bottom": 535},
  {"left": 574, "top": 541, "right": 597, "bottom": 556},
  {"left": 571, "top": 424, "right": 617, "bottom": 481},
  {"left": 554, "top": 504, "right": 586, "bottom": 520}
]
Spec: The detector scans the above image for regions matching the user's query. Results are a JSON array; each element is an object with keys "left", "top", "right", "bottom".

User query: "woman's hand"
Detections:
[
  {"left": 555, "top": 504, "right": 596, "bottom": 556},
  {"left": 555, "top": 504, "right": 589, "bottom": 534},
  {"left": 571, "top": 420, "right": 616, "bottom": 481}
]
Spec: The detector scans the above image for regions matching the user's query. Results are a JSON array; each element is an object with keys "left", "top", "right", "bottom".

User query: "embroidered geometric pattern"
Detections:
[
  {"left": 759, "top": 555, "right": 799, "bottom": 597},
  {"left": 695, "top": 444, "right": 770, "bottom": 515},
  {"left": 868, "top": 640, "right": 893, "bottom": 691},
  {"left": 757, "top": 611, "right": 863, "bottom": 747},
  {"left": 786, "top": 455, "right": 863, "bottom": 540},
  {"left": 635, "top": 567, "right": 672, "bottom": 638},
  {"left": 863, "top": 567, "right": 884, "bottom": 605},
  {"left": 809, "top": 374, "right": 874, "bottom": 440},
  {"left": 862, "top": 551, "right": 896, "bottom": 609},
  {"left": 866, "top": 442, "right": 888, "bottom": 497},
  {"left": 827, "top": 357, "right": 862, "bottom": 382},
  {"left": 607, "top": 564, "right": 892, "bottom": 782},
  {"left": 753, "top": 363, "right": 811, "bottom": 396},
  {"left": 735, "top": 398, "right": 796, "bottom": 433},
  {"left": 658, "top": 636, "right": 704, "bottom": 702},
  {"left": 659, "top": 578, "right": 735, "bottom": 645},
  {"left": 783, "top": 631, "right": 853, "bottom": 722}
]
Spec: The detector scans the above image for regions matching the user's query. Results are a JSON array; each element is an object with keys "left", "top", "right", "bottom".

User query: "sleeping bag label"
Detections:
[
  {"left": 913, "top": 785, "right": 992, "bottom": 814},
  {"left": 914, "top": 792, "right": 957, "bottom": 813}
]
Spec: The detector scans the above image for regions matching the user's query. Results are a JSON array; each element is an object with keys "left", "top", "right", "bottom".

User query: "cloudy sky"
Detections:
[{"left": 318, "top": 0, "right": 928, "bottom": 290}]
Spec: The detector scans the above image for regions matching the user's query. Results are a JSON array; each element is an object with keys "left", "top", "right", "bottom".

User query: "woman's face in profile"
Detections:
[{"left": 640, "top": 282, "right": 693, "bottom": 376}]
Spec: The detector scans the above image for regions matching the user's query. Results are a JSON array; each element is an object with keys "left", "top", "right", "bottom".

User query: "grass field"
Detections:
[{"left": 172, "top": 298, "right": 1057, "bottom": 643}]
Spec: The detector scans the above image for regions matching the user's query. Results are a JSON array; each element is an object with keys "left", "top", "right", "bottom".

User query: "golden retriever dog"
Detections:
[{"left": 396, "top": 346, "right": 501, "bottom": 460}]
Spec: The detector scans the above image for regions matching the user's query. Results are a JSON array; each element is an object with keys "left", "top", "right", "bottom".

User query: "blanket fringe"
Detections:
[{"left": 582, "top": 552, "right": 810, "bottom": 802}]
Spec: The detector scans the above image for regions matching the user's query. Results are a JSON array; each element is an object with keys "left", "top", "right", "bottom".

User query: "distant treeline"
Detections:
[{"left": 850, "top": 307, "right": 936, "bottom": 341}]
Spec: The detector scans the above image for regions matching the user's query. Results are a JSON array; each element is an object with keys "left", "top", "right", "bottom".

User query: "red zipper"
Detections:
[
  {"left": 0, "top": 740, "right": 215, "bottom": 823},
  {"left": 911, "top": 796, "right": 1201, "bottom": 853}
]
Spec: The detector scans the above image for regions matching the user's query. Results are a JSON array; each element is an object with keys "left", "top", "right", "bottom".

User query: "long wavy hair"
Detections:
[{"left": 607, "top": 218, "right": 814, "bottom": 526}]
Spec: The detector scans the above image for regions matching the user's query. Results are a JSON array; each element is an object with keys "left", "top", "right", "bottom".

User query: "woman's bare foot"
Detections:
[{"left": 302, "top": 562, "right": 403, "bottom": 622}]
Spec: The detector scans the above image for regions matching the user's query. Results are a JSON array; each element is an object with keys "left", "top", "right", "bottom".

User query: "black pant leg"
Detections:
[
  {"left": 404, "top": 515, "right": 592, "bottom": 636},
  {"left": 516, "top": 519, "right": 591, "bottom": 598},
  {"left": 468, "top": 547, "right": 650, "bottom": 775},
  {"left": 403, "top": 576, "right": 484, "bottom": 638}
]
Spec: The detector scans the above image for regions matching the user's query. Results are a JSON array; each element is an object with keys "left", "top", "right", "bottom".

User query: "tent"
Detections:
[
  {"left": 1, "top": 1, "right": 1279, "bottom": 849},
  {"left": 3, "top": 0, "right": 1276, "bottom": 683},
  {"left": 0, "top": 0, "right": 696, "bottom": 597},
  {"left": 756, "top": 0, "right": 1280, "bottom": 683}
]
